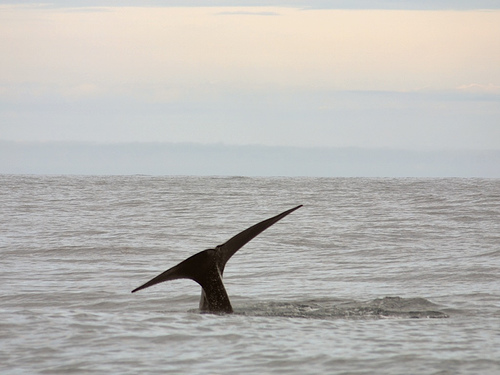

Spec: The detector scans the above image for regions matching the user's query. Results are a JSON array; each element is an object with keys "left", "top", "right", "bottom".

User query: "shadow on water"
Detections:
[{"left": 229, "top": 297, "right": 450, "bottom": 319}]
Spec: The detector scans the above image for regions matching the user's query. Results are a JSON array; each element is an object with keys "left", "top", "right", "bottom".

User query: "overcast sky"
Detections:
[{"left": 1, "top": 1, "right": 499, "bottom": 176}]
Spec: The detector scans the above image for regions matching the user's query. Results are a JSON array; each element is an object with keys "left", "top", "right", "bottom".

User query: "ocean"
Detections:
[{"left": 1, "top": 175, "right": 499, "bottom": 374}]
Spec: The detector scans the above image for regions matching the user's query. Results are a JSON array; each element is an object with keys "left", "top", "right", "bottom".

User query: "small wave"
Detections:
[{"left": 234, "top": 296, "right": 449, "bottom": 319}]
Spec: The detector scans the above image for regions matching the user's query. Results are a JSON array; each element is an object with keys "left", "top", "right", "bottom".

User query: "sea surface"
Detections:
[{"left": 1, "top": 175, "right": 499, "bottom": 374}]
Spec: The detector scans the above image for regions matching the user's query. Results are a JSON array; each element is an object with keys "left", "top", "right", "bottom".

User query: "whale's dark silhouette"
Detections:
[{"left": 131, "top": 205, "right": 302, "bottom": 313}]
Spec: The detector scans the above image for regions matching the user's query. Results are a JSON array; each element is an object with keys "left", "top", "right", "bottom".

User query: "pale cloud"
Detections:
[
  {"left": 457, "top": 83, "right": 500, "bottom": 93},
  {"left": 0, "top": 5, "right": 499, "bottom": 152},
  {"left": 215, "top": 11, "right": 281, "bottom": 16}
]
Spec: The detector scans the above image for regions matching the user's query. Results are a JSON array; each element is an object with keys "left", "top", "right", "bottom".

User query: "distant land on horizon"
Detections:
[{"left": 1, "top": 140, "right": 499, "bottom": 178}]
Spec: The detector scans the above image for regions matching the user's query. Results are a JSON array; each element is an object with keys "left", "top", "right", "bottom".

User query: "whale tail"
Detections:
[{"left": 131, "top": 205, "right": 302, "bottom": 313}]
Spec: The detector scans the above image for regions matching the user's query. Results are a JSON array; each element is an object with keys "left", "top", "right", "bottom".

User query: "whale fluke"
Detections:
[{"left": 131, "top": 205, "right": 302, "bottom": 313}]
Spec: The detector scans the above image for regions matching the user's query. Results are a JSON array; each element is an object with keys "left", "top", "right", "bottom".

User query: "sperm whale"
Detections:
[{"left": 131, "top": 205, "right": 302, "bottom": 313}]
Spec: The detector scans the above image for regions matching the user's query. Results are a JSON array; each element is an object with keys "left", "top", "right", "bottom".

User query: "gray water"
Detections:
[{"left": 1, "top": 175, "right": 499, "bottom": 374}]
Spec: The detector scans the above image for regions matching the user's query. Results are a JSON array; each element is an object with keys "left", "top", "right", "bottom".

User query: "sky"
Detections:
[{"left": 1, "top": 1, "right": 500, "bottom": 176}]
